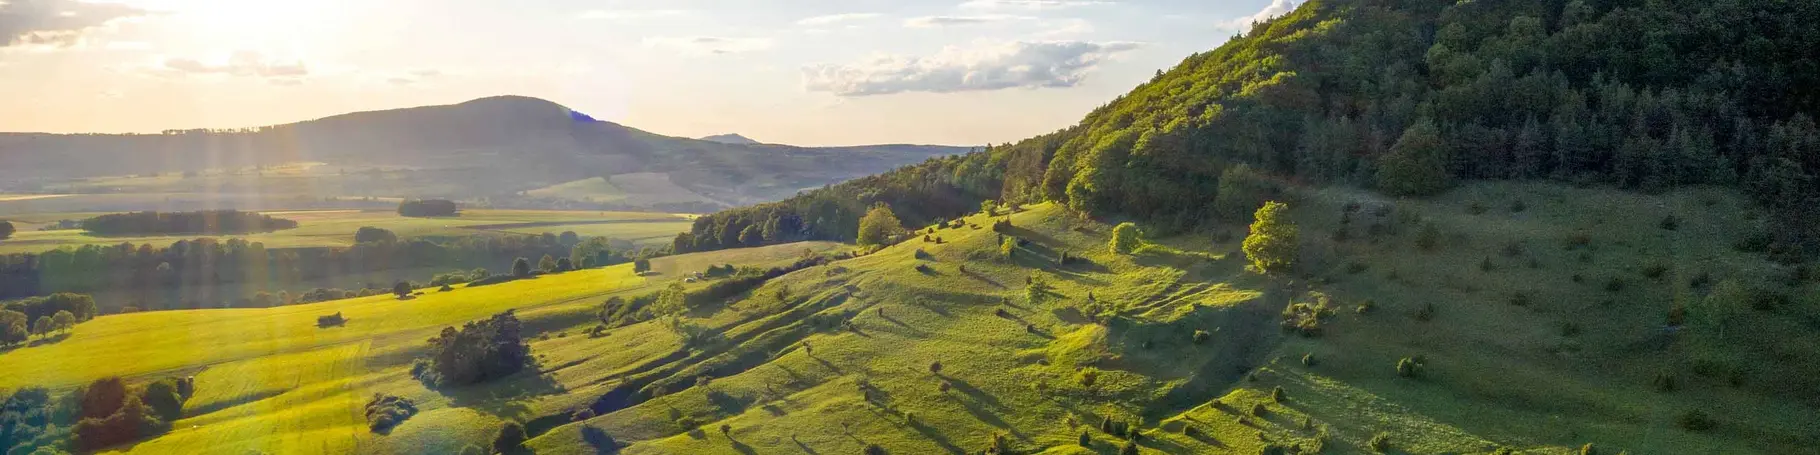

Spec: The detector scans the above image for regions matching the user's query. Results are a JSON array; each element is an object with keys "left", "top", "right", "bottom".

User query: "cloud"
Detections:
[
  {"left": 1, "top": 0, "right": 146, "bottom": 48},
  {"left": 644, "top": 36, "right": 774, "bottom": 55},
  {"left": 959, "top": 0, "right": 1111, "bottom": 10},
  {"left": 903, "top": 15, "right": 1032, "bottom": 28},
  {"left": 802, "top": 40, "right": 1140, "bottom": 96},
  {"left": 796, "top": 13, "right": 881, "bottom": 26},
  {"left": 1222, "top": 0, "right": 1300, "bottom": 32},
  {"left": 386, "top": 69, "right": 443, "bottom": 85},
  {"left": 577, "top": 9, "right": 687, "bottom": 21},
  {"left": 159, "top": 50, "right": 309, "bottom": 83}
]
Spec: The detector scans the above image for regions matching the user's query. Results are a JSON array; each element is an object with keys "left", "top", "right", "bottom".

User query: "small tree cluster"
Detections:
[
  {"left": 413, "top": 310, "right": 533, "bottom": 386},
  {"left": 364, "top": 394, "right": 418, "bottom": 433}
]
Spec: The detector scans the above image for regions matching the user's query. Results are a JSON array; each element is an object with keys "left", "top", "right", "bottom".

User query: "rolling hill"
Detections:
[{"left": 0, "top": 96, "right": 974, "bottom": 211}]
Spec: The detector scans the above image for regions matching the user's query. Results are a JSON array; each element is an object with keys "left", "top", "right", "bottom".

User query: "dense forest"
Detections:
[
  {"left": 81, "top": 211, "right": 298, "bottom": 236},
  {"left": 680, "top": 0, "right": 1820, "bottom": 258}
]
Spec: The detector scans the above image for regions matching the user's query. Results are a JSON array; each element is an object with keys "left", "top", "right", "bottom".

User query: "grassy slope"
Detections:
[
  {"left": 0, "top": 243, "right": 830, "bottom": 454},
  {"left": 7, "top": 184, "right": 1816, "bottom": 454},
  {"left": 524, "top": 183, "right": 1817, "bottom": 454},
  {"left": 0, "top": 209, "right": 691, "bottom": 254}
]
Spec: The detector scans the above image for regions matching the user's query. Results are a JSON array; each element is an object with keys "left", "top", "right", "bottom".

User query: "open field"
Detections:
[
  {"left": 3, "top": 183, "right": 1815, "bottom": 454},
  {"left": 0, "top": 242, "right": 833, "bottom": 454},
  {"left": 0, "top": 209, "right": 693, "bottom": 254},
  {"left": 525, "top": 173, "right": 719, "bottom": 206}
]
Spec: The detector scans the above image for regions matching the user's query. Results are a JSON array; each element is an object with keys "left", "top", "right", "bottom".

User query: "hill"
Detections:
[
  {"left": 4, "top": 192, "right": 1812, "bottom": 454},
  {"left": 0, "top": 96, "right": 974, "bottom": 211},
  {"left": 699, "top": 134, "right": 762, "bottom": 145},
  {"left": 677, "top": 0, "right": 1820, "bottom": 255}
]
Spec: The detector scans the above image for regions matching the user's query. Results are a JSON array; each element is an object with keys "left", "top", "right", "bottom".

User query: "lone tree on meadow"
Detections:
[
  {"left": 512, "top": 257, "right": 533, "bottom": 277},
  {"left": 1242, "top": 201, "right": 1299, "bottom": 275},
  {"left": 856, "top": 203, "right": 903, "bottom": 247},
  {"left": 1109, "top": 222, "right": 1142, "bottom": 254},
  {"left": 393, "top": 281, "right": 412, "bottom": 299},
  {"left": 0, "top": 220, "right": 14, "bottom": 240}
]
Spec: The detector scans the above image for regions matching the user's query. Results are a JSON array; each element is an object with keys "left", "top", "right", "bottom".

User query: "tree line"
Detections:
[
  {"left": 0, "top": 227, "right": 657, "bottom": 310},
  {"left": 0, "top": 376, "right": 193, "bottom": 454},
  {"left": 397, "top": 199, "right": 459, "bottom": 217},
  {"left": 80, "top": 210, "right": 298, "bottom": 236},
  {"left": 672, "top": 0, "right": 1820, "bottom": 257}
]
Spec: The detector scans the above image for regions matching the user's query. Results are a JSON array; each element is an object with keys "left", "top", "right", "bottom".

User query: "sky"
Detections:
[{"left": 0, "top": 0, "right": 1297, "bottom": 146}]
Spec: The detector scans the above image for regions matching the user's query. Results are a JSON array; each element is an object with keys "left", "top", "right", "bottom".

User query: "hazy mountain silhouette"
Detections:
[
  {"left": 0, "top": 96, "right": 973, "bottom": 207},
  {"left": 699, "top": 134, "right": 762, "bottom": 145}
]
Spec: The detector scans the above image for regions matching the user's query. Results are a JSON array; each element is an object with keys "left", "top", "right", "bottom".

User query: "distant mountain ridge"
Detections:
[
  {"left": 699, "top": 134, "right": 762, "bottom": 145},
  {"left": 0, "top": 96, "right": 975, "bottom": 209}
]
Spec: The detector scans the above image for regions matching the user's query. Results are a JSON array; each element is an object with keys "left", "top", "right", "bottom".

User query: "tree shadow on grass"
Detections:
[
  {"left": 906, "top": 419, "right": 968, "bottom": 454},
  {"left": 442, "top": 372, "right": 565, "bottom": 421}
]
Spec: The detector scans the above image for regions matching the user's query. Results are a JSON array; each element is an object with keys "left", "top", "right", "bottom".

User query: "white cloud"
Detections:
[
  {"left": 903, "top": 15, "right": 1033, "bottom": 28},
  {"left": 959, "top": 0, "right": 1111, "bottom": 10},
  {"left": 796, "top": 13, "right": 881, "bottom": 26},
  {"left": 644, "top": 36, "right": 774, "bottom": 55},
  {"left": 158, "top": 50, "right": 309, "bottom": 84},
  {"left": 385, "top": 69, "right": 443, "bottom": 85},
  {"left": 802, "top": 40, "right": 1140, "bottom": 96},
  {"left": 577, "top": 9, "right": 687, "bottom": 21},
  {"left": 1, "top": 0, "right": 145, "bottom": 48},
  {"left": 1221, "top": 0, "right": 1300, "bottom": 32}
]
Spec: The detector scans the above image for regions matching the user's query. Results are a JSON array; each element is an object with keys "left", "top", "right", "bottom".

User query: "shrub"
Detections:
[
  {"left": 140, "top": 378, "right": 189, "bottom": 422},
  {"left": 1659, "top": 215, "right": 1680, "bottom": 231},
  {"left": 1396, "top": 357, "right": 1424, "bottom": 378},
  {"left": 1120, "top": 441, "right": 1140, "bottom": 455},
  {"left": 1510, "top": 200, "right": 1527, "bottom": 212},
  {"left": 457, "top": 445, "right": 486, "bottom": 455},
  {"left": 1604, "top": 277, "right": 1626, "bottom": 292},
  {"left": 493, "top": 421, "right": 527, "bottom": 454},
  {"left": 1414, "top": 303, "right": 1435, "bottom": 322},
  {"left": 1560, "top": 322, "right": 1582, "bottom": 337},
  {"left": 1416, "top": 222, "right": 1440, "bottom": 251},
  {"left": 1301, "top": 353, "right": 1316, "bottom": 367},
  {"left": 864, "top": 443, "right": 887, "bottom": 455},
  {"left": 1192, "top": 330, "right": 1211, "bottom": 344},
  {"left": 1509, "top": 292, "right": 1531, "bottom": 307},
  {"left": 1270, "top": 386, "right": 1285, "bottom": 403},
  {"left": 929, "top": 361, "right": 943, "bottom": 375},
  {"left": 1580, "top": 443, "right": 1597, "bottom": 455},
  {"left": 1652, "top": 372, "right": 1677, "bottom": 393},
  {"left": 1676, "top": 409, "right": 1715, "bottom": 432},
  {"left": 364, "top": 394, "right": 418, "bottom": 433},
  {"left": 1642, "top": 263, "right": 1669, "bottom": 279},
  {"left": 1369, "top": 433, "right": 1391, "bottom": 452},
  {"left": 1250, "top": 403, "right": 1268, "bottom": 416},
  {"left": 1355, "top": 299, "right": 1375, "bottom": 314}
]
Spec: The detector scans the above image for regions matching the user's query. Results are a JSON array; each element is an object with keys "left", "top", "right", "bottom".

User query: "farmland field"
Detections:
[
  {"left": 0, "top": 242, "right": 835, "bottom": 454},
  {"left": 0, "top": 209, "right": 693, "bottom": 254}
]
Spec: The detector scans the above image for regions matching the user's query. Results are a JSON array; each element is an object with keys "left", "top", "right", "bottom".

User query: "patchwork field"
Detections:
[{"left": 0, "top": 209, "right": 693, "bottom": 254}]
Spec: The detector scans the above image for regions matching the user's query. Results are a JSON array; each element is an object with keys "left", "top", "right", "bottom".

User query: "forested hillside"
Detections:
[{"left": 681, "top": 0, "right": 1820, "bottom": 256}]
